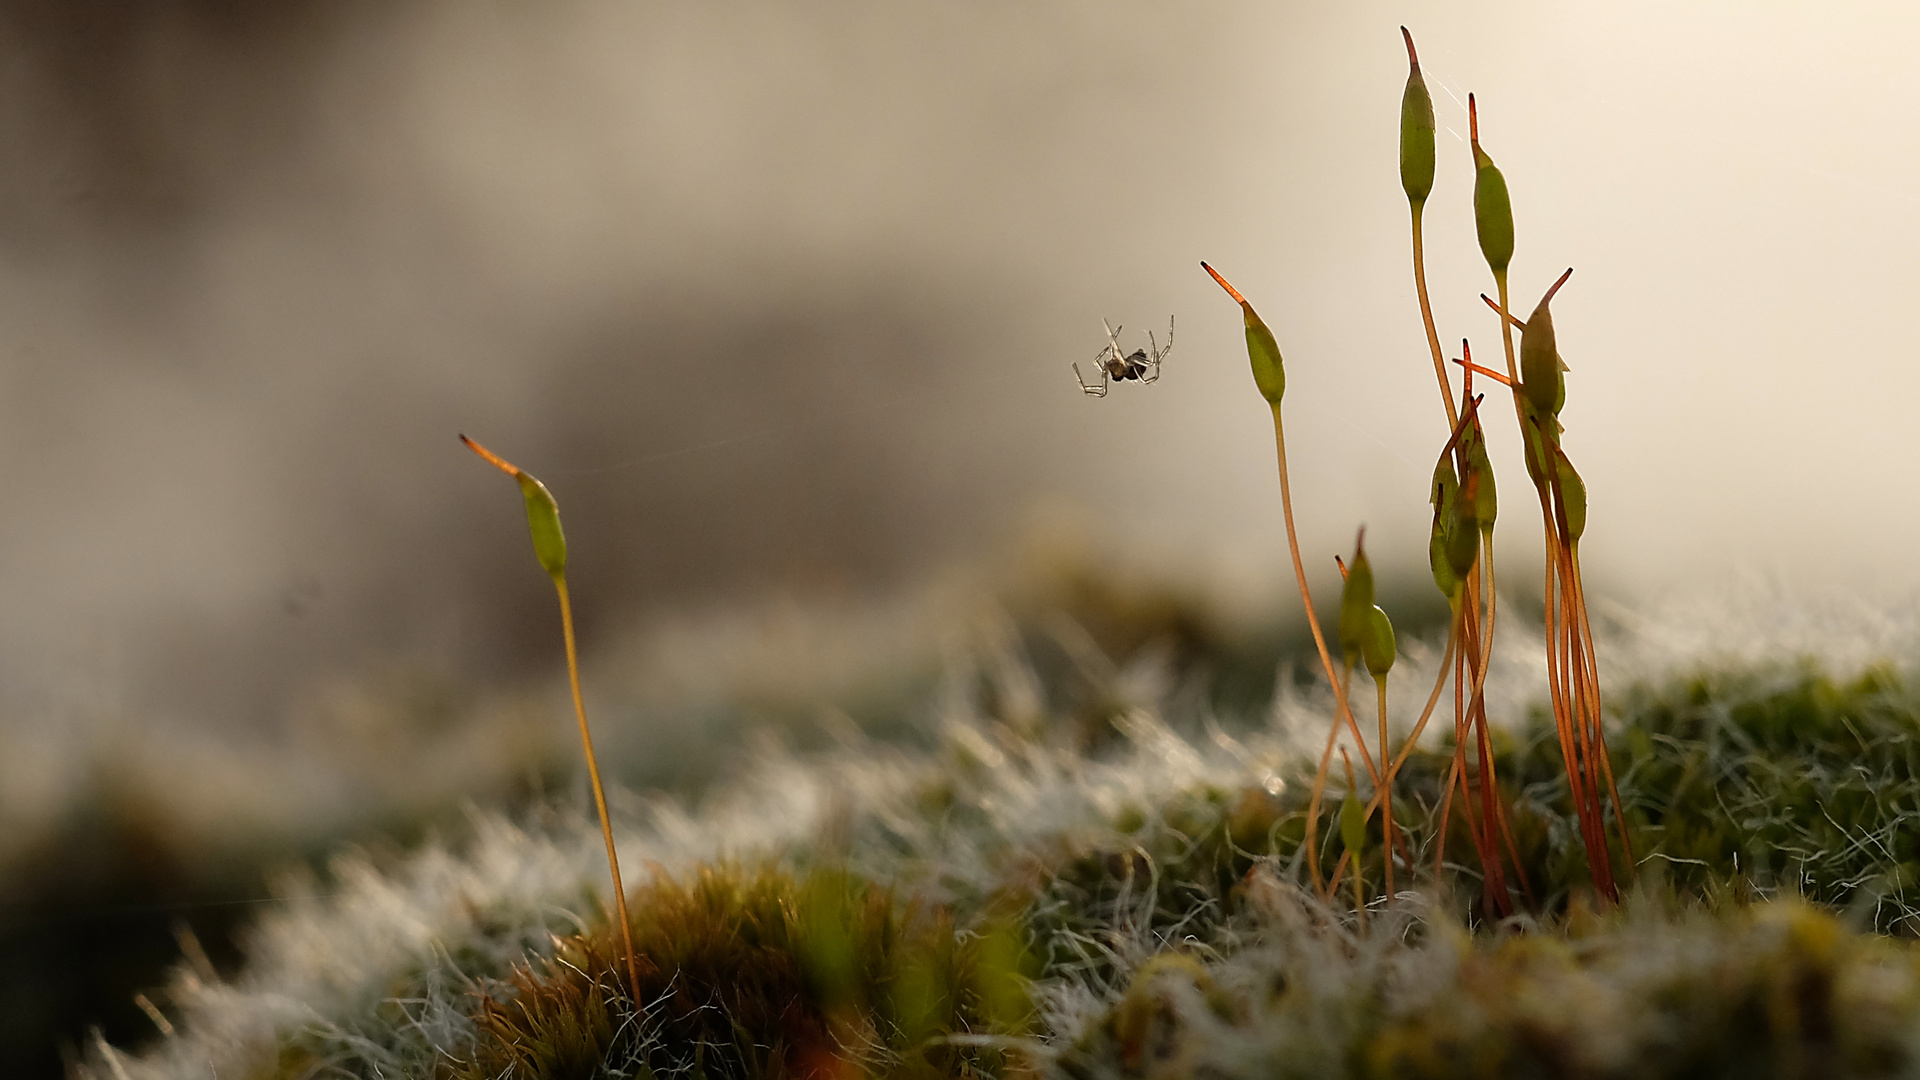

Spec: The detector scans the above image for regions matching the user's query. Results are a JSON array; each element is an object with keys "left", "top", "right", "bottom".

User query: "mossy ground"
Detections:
[
  {"left": 459, "top": 865, "right": 1029, "bottom": 1080},
  {"left": 87, "top": 580, "right": 1920, "bottom": 1080}
]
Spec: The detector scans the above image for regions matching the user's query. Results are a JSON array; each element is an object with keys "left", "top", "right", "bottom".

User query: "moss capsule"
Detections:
[
  {"left": 1469, "top": 95, "right": 1514, "bottom": 275},
  {"left": 1202, "top": 262, "right": 1285, "bottom": 405},
  {"left": 461, "top": 435, "right": 568, "bottom": 581},
  {"left": 1400, "top": 28, "right": 1435, "bottom": 207},
  {"left": 1339, "top": 529, "right": 1377, "bottom": 668},
  {"left": 1554, "top": 446, "right": 1588, "bottom": 545},
  {"left": 1364, "top": 606, "right": 1396, "bottom": 680},
  {"left": 1430, "top": 456, "right": 1461, "bottom": 600},
  {"left": 1521, "top": 269, "right": 1574, "bottom": 418}
]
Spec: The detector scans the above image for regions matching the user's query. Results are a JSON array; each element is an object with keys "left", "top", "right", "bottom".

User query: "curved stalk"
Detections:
[
  {"left": 1327, "top": 629, "right": 1458, "bottom": 899},
  {"left": 1377, "top": 678, "right": 1395, "bottom": 903},
  {"left": 557, "top": 580, "right": 642, "bottom": 1007},
  {"left": 1411, "top": 203, "right": 1457, "bottom": 430},
  {"left": 1278, "top": 408, "right": 1382, "bottom": 892},
  {"left": 1570, "top": 544, "right": 1633, "bottom": 864}
]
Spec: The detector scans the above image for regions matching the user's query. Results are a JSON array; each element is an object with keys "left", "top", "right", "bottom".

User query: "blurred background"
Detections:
[{"left": 4, "top": 0, "right": 1919, "bottom": 1073}]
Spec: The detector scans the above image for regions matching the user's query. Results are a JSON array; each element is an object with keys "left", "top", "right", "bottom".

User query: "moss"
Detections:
[
  {"left": 1607, "top": 664, "right": 1920, "bottom": 931},
  {"left": 461, "top": 863, "right": 1033, "bottom": 1080},
  {"left": 1062, "top": 888, "right": 1920, "bottom": 1080}
]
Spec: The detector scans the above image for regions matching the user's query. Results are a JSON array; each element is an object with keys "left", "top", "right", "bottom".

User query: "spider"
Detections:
[{"left": 1074, "top": 316, "right": 1172, "bottom": 397}]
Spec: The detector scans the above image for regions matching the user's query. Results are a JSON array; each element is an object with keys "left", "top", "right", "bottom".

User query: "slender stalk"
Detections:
[
  {"left": 1478, "top": 533, "right": 1533, "bottom": 903},
  {"left": 1326, "top": 630, "right": 1457, "bottom": 899},
  {"left": 1340, "top": 749, "right": 1367, "bottom": 932},
  {"left": 1434, "top": 605, "right": 1466, "bottom": 881},
  {"left": 1278, "top": 408, "right": 1382, "bottom": 892},
  {"left": 1494, "top": 273, "right": 1525, "bottom": 444},
  {"left": 1570, "top": 545, "right": 1633, "bottom": 863},
  {"left": 1203, "top": 262, "right": 1381, "bottom": 894},
  {"left": 1275, "top": 412, "right": 1380, "bottom": 785},
  {"left": 1411, "top": 204, "right": 1457, "bottom": 431},
  {"left": 557, "top": 579, "right": 642, "bottom": 1007},
  {"left": 1493, "top": 273, "right": 1610, "bottom": 896},
  {"left": 1376, "top": 677, "right": 1395, "bottom": 903},
  {"left": 461, "top": 433, "right": 643, "bottom": 1008},
  {"left": 1309, "top": 699, "right": 1350, "bottom": 898},
  {"left": 1539, "top": 486, "right": 1601, "bottom": 881},
  {"left": 1413, "top": 205, "right": 1451, "bottom": 428},
  {"left": 1554, "top": 490, "right": 1626, "bottom": 886},
  {"left": 1458, "top": 566, "right": 1511, "bottom": 914}
]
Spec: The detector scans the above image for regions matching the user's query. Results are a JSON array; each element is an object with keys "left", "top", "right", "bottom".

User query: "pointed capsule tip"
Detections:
[
  {"left": 1200, "top": 261, "right": 1249, "bottom": 306},
  {"left": 460, "top": 433, "right": 522, "bottom": 478},
  {"left": 1544, "top": 266, "right": 1574, "bottom": 304},
  {"left": 1401, "top": 26, "right": 1419, "bottom": 67}
]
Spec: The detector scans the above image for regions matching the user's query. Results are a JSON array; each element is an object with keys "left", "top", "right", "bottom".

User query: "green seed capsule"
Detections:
[
  {"left": 1554, "top": 446, "right": 1588, "bottom": 545},
  {"left": 1474, "top": 163, "right": 1514, "bottom": 274},
  {"left": 463, "top": 435, "right": 569, "bottom": 581},
  {"left": 1339, "top": 530, "right": 1377, "bottom": 667},
  {"left": 1364, "top": 605, "right": 1396, "bottom": 679},
  {"left": 1459, "top": 419, "right": 1498, "bottom": 531},
  {"left": 1430, "top": 454, "right": 1462, "bottom": 599},
  {"left": 1400, "top": 28, "right": 1435, "bottom": 207},
  {"left": 1202, "top": 262, "right": 1285, "bottom": 405},
  {"left": 1470, "top": 96, "right": 1514, "bottom": 275},
  {"left": 1447, "top": 470, "right": 1481, "bottom": 582},
  {"left": 1244, "top": 310, "right": 1286, "bottom": 406},
  {"left": 1518, "top": 398, "right": 1556, "bottom": 488},
  {"left": 1521, "top": 269, "right": 1573, "bottom": 417},
  {"left": 516, "top": 473, "right": 569, "bottom": 580}
]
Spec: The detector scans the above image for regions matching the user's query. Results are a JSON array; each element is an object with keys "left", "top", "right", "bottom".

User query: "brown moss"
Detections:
[{"left": 460, "top": 863, "right": 1032, "bottom": 1080}]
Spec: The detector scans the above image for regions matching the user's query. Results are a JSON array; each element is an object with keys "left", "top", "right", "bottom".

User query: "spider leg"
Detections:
[
  {"left": 1073, "top": 361, "right": 1110, "bottom": 397},
  {"left": 1148, "top": 315, "right": 1174, "bottom": 364}
]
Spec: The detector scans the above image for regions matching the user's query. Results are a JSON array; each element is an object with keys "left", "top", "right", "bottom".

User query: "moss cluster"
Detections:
[
  {"left": 461, "top": 865, "right": 1031, "bottom": 1080},
  {"left": 1613, "top": 663, "right": 1920, "bottom": 932},
  {"left": 1064, "top": 887, "right": 1920, "bottom": 1080}
]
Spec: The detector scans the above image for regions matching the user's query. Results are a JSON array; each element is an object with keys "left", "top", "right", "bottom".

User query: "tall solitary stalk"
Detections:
[
  {"left": 461, "top": 434, "right": 642, "bottom": 1006},
  {"left": 1201, "top": 260, "right": 1380, "bottom": 894}
]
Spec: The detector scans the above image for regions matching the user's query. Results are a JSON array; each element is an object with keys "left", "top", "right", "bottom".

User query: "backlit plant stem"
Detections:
[
  {"left": 461, "top": 434, "right": 643, "bottom": 1007},
  {"left": 1326, "top": 630, "right": 1454, "bottom": 896},
  {"left": 1472, "top": 89, "right": 1625, "bottom": 898},
  {"left": 1275, "top": 411, "right": 1384, "bottom": 891},
  {"left": 1201, "top": 260, "right": 1380, "bottom": 893}
]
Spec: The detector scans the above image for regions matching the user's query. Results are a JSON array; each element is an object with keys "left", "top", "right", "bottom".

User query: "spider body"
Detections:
[{"left": 1075, "top": 316, "right": 1172, "bottom": 397}]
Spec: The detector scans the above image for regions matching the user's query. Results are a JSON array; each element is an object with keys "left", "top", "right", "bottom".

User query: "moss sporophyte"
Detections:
[
  {"left": 1188, "top": 29, "right": 1630, "bottom": 915},
  {"left": 460, "top": 434, "right": 643, "bottom": 1007},
  {"left": 1201, "top": 260, "right": 1381, "bottom": 899}
]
